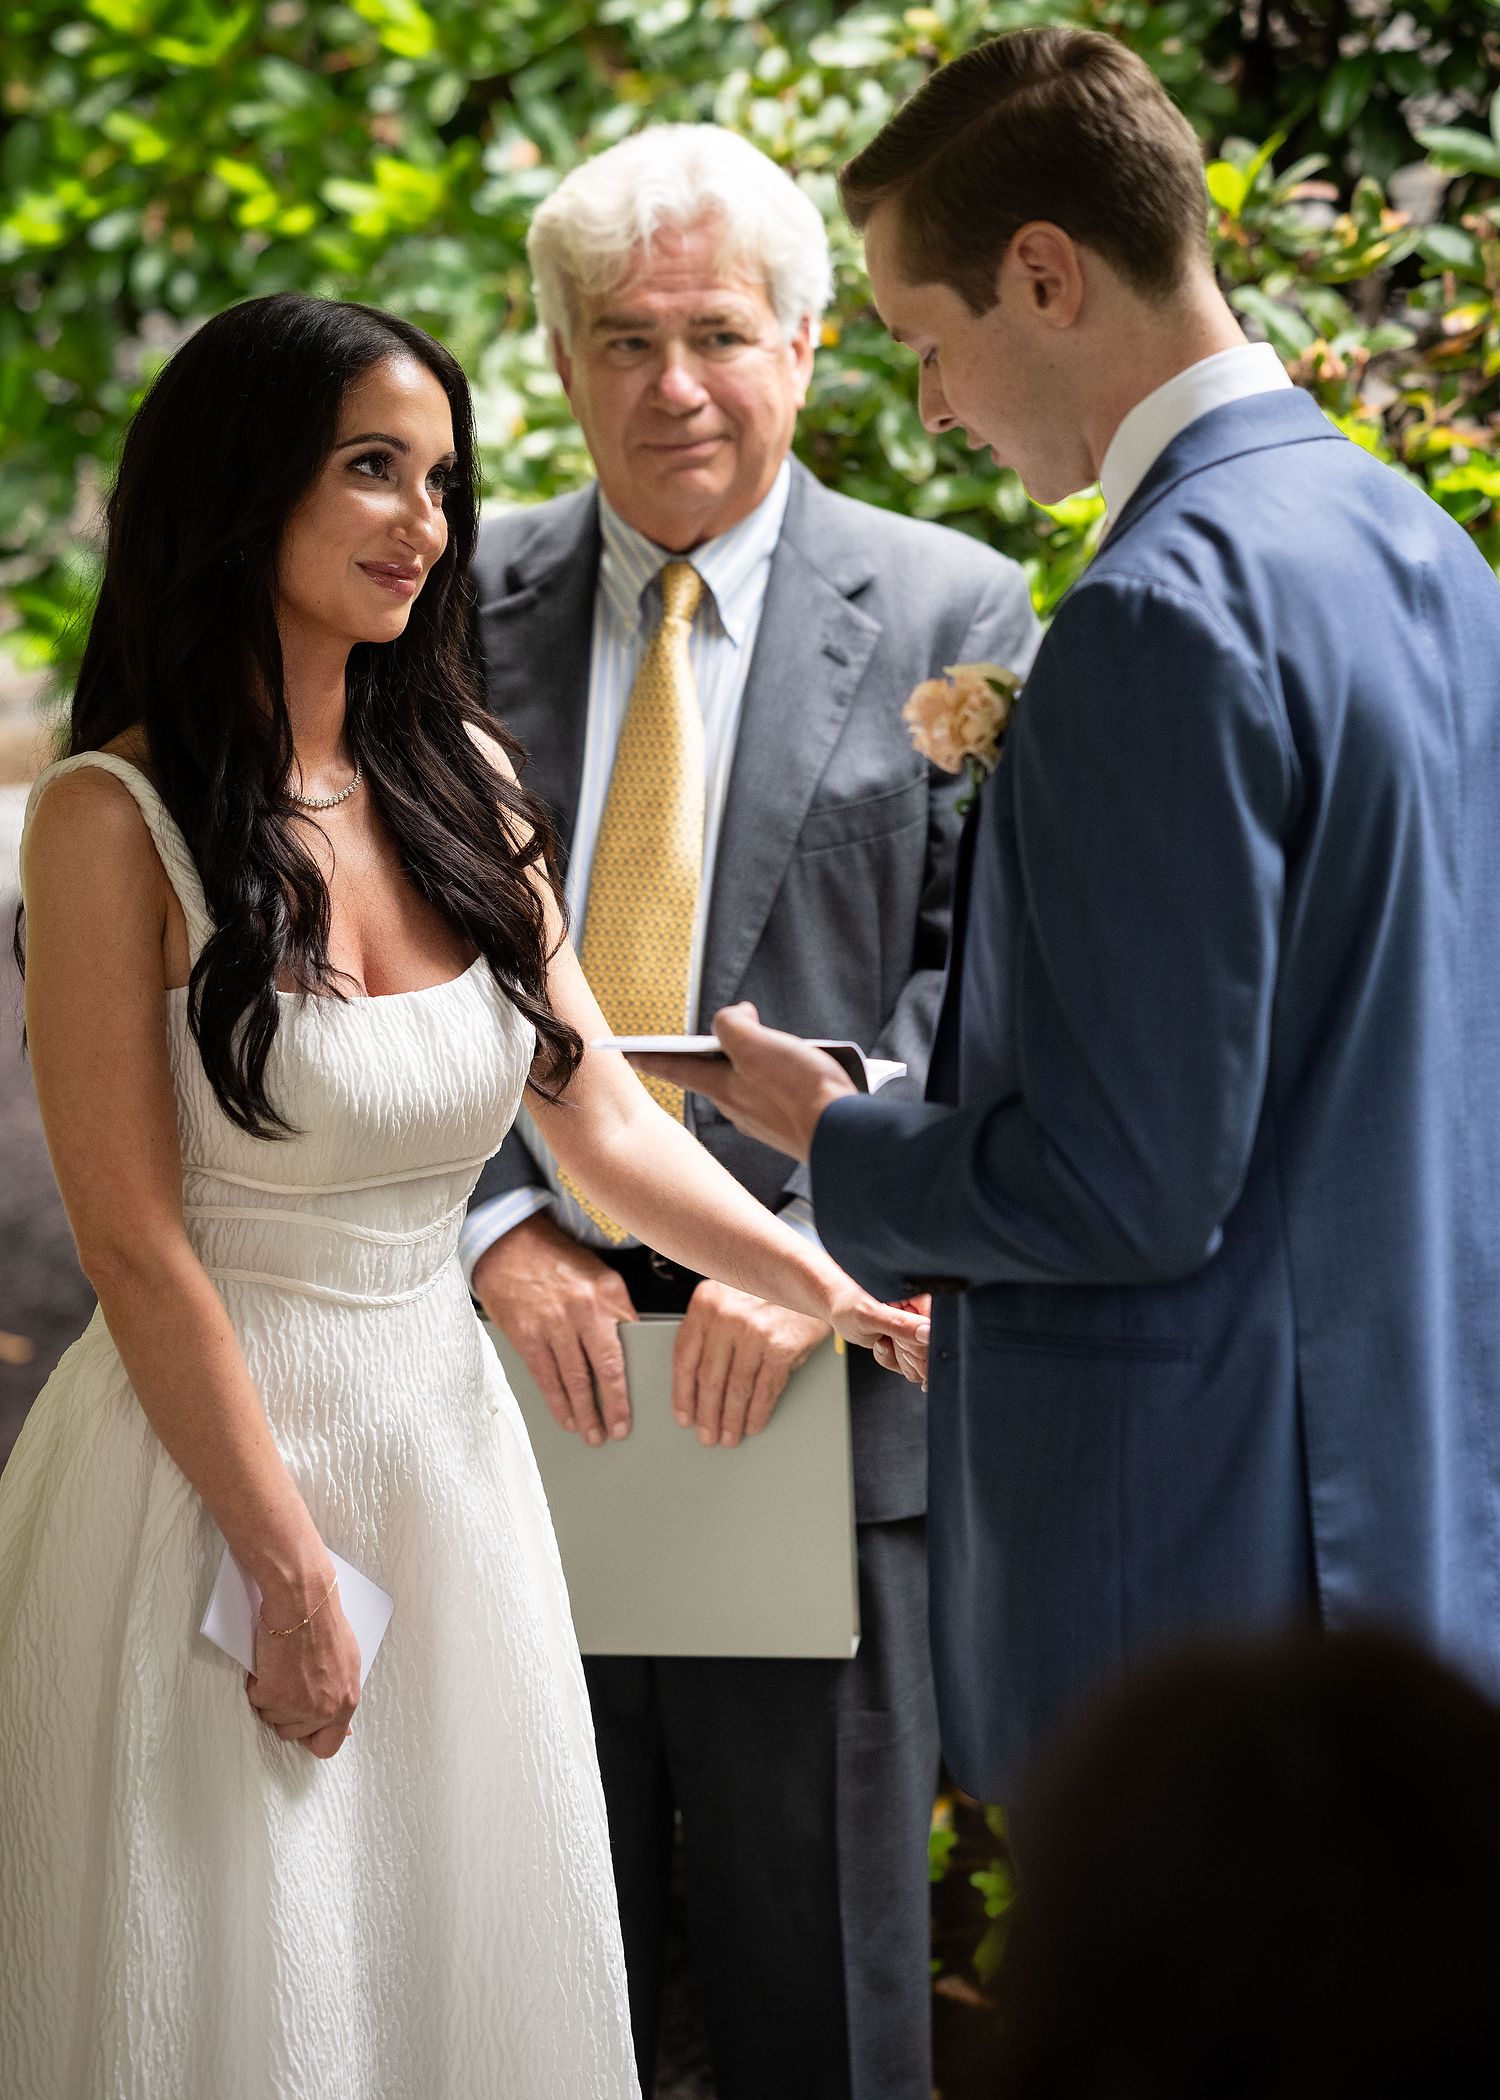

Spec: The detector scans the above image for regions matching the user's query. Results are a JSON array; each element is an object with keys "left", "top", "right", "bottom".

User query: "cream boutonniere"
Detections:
[{"left": 902, "top": 660, "right": 1023, "bottom": 816}]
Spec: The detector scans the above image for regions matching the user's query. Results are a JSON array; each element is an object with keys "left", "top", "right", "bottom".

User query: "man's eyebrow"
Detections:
[{"left": 589, "top": 304, "right": 757, "bottom": 334}]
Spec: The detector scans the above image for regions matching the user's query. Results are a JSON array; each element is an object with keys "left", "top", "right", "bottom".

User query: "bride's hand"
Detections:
[
  {"left": 246, "top": 1569, "right": 362, "bottom": 1759},
  {"left": 827, "top": 1287, "right": 930, "bottom": 1388},
  {"left": 871, "top": 1295, "right": 932, "bottom": 1389}
]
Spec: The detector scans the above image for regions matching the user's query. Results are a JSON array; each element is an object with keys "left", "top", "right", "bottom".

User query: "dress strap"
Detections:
[{"left": 23, "top": 751, "right": 216, "bottom": 962}]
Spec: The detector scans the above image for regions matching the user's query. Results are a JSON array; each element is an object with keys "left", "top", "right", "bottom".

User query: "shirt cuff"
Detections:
[
  {"left": 459, "top": 1189, "right": 557, "bottom": 1294},
  {"left": 777, "top": 1193, "right": 826, "bottom": 1254}
]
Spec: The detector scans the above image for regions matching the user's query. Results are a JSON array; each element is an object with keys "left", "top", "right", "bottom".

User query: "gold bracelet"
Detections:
[{"left": 260, "top": 1571, "right": 338, "bottom": 1640}]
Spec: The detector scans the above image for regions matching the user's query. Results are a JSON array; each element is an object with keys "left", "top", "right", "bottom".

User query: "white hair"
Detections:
[{"left": 527, "top": 124, "right": 832, "bottom": 346}]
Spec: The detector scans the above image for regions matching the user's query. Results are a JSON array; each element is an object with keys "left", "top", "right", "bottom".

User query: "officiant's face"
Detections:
[
  {"left": 863, "top": 199, "right": 1089, "bottom": 507},
  {"left": 553, "top": 219, "right": 814, "bottom": 552}
]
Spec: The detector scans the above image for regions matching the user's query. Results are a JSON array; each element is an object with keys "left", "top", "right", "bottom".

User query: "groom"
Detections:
[{"left": 639, "top": 25, "right": 1500, "bottom": 1804}]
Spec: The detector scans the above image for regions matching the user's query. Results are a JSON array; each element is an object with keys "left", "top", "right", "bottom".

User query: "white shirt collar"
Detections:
[
  {"left": 1098, "top": 341, "right": 1293, "bottom": 523},
  {"left": 597, "top": 459, "right": 792, "bottom": 647}
]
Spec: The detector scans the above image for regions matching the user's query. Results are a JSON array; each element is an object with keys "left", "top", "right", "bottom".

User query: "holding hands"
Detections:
[{"left": 474, "top": 1204, "right": 928, "bottom": 1452}]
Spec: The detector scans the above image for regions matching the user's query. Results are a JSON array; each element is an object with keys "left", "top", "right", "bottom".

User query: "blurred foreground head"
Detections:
[{"left": 996, "top": 1626, "right": 1500, "bottom": 2097}]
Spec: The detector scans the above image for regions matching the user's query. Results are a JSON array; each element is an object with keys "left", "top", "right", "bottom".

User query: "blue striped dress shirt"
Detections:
[{"left": 459, "top": 460, "right": 821, "bottom": 1282}]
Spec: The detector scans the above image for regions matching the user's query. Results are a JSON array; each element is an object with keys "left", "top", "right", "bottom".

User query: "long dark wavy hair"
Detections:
[{"left": 25, "top": 292, "right": 581, "bottom": 1138}]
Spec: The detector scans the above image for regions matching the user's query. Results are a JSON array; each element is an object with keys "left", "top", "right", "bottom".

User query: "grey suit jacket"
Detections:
[{"left": 468, "top": 458, "right": 1040, "bottom": 1521}]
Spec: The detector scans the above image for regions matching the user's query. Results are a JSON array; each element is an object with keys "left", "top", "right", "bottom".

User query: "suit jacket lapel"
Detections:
[
  {"left": 925, "top": 802, "right": 978, "bottom": 1105},
  {"left": 474, "top": 488, "right": 600, "bottom": 871},
  {"left": 698, "top": 465, "right": 881, "bottom": 1023}
]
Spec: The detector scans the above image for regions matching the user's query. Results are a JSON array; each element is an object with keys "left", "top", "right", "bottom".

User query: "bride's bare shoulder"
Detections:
[{"left": 23, "top": 732, "right": 166, "bottom": 903}]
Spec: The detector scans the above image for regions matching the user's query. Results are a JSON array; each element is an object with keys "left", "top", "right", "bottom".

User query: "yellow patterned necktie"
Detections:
[{"left": 560, "top": 558, "right": 707, "bottom": 1242}]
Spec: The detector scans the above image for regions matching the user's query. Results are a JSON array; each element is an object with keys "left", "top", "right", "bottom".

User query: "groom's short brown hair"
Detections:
[{"left": 839, "top": 27, "right": 1209, "bottom": 312}]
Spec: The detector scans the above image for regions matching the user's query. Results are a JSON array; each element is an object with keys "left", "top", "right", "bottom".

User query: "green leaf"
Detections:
[
  {"left": 928, "top": 1825, "right": 957, "bottom": 1884},
  {"left": 1320, "top": 54, "right": 1375, "bottom": 139},
  {"left": 875, "top": 399, "right": 935, "bottom": 482},
  {"left": 1242, "top": 128, "right": 1287, "bottom": 198},
  {"left": 84, "top": 0, "right": 153, "bottom": 32},
  {"left": 1205, "top": 160, "right": 1248, "bottom": 217},
  {"left": 350, "top": 0, "right": 438, "bottom": 61},
  {"left": 1420, "top": 224, "right": 1485, "bottom": 277},
  {"left": 972, "top": 1918, "right": 1008, "bottom": 1982},
  {"left": 148, "top": 4, "right": 255, "bottom": 69},
  {"left": 212, "top": 156, "right": 271, "bottom": 197},
  {"left": 1417, "top": 127, "right": 1500, "bottom": 180},
  {"left": 1362, "top": 323, "right": 1418, "bottom": 354},
  {"left": 1230, "top": 285, "right": 1316, "bottom": 359},
  {"left": 101, "top": 109, "right": 171, "bottom": 164},
  {"left": 1382, "top": 51, "right": 1436, "bottom": 100}
]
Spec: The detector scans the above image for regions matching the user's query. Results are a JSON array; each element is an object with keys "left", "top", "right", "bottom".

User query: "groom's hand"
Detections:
[
  {"left": 630, "top": 1003, "right": 856, "bottom": 1163},
  {"left": 674, "top": 1280, "right": 832, "bottom": 1447},
  {"left": 472, "top": 1213, "right": 637, "bottom": 1446}
]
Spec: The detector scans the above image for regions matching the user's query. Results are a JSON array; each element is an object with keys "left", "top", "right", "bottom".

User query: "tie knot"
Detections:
[{"left": 658, "top": 560, "right": 705, "bottom": 629}]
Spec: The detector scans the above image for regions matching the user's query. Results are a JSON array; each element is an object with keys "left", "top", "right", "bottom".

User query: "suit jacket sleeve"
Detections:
[
  {"left": 809, "top": 574, "right": 1296, "bottom": 1300},
  {"left": 778, "top": 559, "right": 1043, "bottom": 1212}
]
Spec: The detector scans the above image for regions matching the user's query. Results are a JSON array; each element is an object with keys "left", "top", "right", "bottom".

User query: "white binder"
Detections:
[{"left": 488, "top": 1317, "right": 861, "bottom": 1659}]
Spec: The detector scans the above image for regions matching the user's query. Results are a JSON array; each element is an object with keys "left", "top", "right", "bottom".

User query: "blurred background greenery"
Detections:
[{"left": 3, "top": 0, "right": 1499, "bottom": 682}]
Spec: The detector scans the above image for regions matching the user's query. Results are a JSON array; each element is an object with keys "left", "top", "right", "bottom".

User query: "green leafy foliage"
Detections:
[{"left": 4, "top": 0, "right": 1500, "bottom": 687}]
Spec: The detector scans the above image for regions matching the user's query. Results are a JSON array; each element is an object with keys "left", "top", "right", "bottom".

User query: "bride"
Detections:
[{"left": 0, "top": 291, "right": 926, "bottom": 2099}]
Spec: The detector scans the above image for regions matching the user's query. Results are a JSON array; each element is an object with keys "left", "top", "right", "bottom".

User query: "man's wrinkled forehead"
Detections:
[{"left": 579, "top": 223, "right": 774, "bottom": 329}]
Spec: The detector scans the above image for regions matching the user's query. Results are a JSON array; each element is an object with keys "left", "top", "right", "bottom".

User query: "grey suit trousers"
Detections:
[{"left": 585, "top": 1517, "right": 939, "bottom": 2100}]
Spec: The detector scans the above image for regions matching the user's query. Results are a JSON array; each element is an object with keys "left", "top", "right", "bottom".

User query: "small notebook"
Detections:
[
  {"left": 200, "top": 1545, "right": 394, "bottom": 1687},
  {"left": 594, "top": 1035, "right": 906, "bottom": 1094}
]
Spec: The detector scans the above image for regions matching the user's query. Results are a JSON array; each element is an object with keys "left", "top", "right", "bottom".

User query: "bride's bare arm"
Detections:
[
  {"left": 21, "top": 772, "right": 359, "bottom": 1752},
  {"left": 477, "top": 737, "right": 927, "bottom": 1371}
]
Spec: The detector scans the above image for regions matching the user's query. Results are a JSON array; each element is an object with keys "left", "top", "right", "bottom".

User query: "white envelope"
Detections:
[{"left": 200, "top": 1544, "right": 394, "bottom": 1687}]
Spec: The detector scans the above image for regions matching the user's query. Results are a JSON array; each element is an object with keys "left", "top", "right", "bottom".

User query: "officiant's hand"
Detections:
[
  {"left": 675, "top": 1280, "right": 832, "bottom": 1446},
  {"left": 628, "top": 1003, "right": 856, "bottom": 1164},
  {"left": 472, "top": 1212, "right": 638, "bottom": 1446}
]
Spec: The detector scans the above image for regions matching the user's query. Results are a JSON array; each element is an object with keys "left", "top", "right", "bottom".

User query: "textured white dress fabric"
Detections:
[{"left": 0, "top": 754, "right": 639, "bottom": 2100}]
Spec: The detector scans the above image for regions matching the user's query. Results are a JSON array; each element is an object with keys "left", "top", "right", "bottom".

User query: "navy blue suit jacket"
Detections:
[{"left": 811, "top": 388, "right": 1500, "bottom": 1800}]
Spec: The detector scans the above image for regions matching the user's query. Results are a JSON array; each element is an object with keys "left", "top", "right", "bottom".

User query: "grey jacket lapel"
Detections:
[
  {"left": 473, "top": 487, "right": 600, "bottom": 869},
  {"left": 698, "top": 465, "right": 881, "bottom": 1021}
]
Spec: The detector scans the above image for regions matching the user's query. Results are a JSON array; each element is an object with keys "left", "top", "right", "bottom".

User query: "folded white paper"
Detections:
[
  {"left": 200, "top": 1544, "right": 394, "bottom": 1687},
  {"left": 594, "top": 1035, "right": 906, "bottom": 1094}
]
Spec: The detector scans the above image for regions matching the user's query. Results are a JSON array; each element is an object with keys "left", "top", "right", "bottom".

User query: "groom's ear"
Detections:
[{"left": 1007, "top": 222, "right": 1085, "bottom": 330}]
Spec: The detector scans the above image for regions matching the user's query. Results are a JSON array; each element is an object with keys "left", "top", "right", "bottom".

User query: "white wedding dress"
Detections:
[{"left": 0, "top": 754, "right": 640, "bottom": 2100}]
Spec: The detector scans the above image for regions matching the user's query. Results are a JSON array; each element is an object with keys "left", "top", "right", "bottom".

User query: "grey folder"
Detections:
[{"left": 486, "top": 1318, "right": 861, "bottom": 1659}]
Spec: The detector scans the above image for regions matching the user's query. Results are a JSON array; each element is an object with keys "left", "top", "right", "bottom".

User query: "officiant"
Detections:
[{"left": 462, "top": 124, "right": 1038, "bottom": 2100}]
